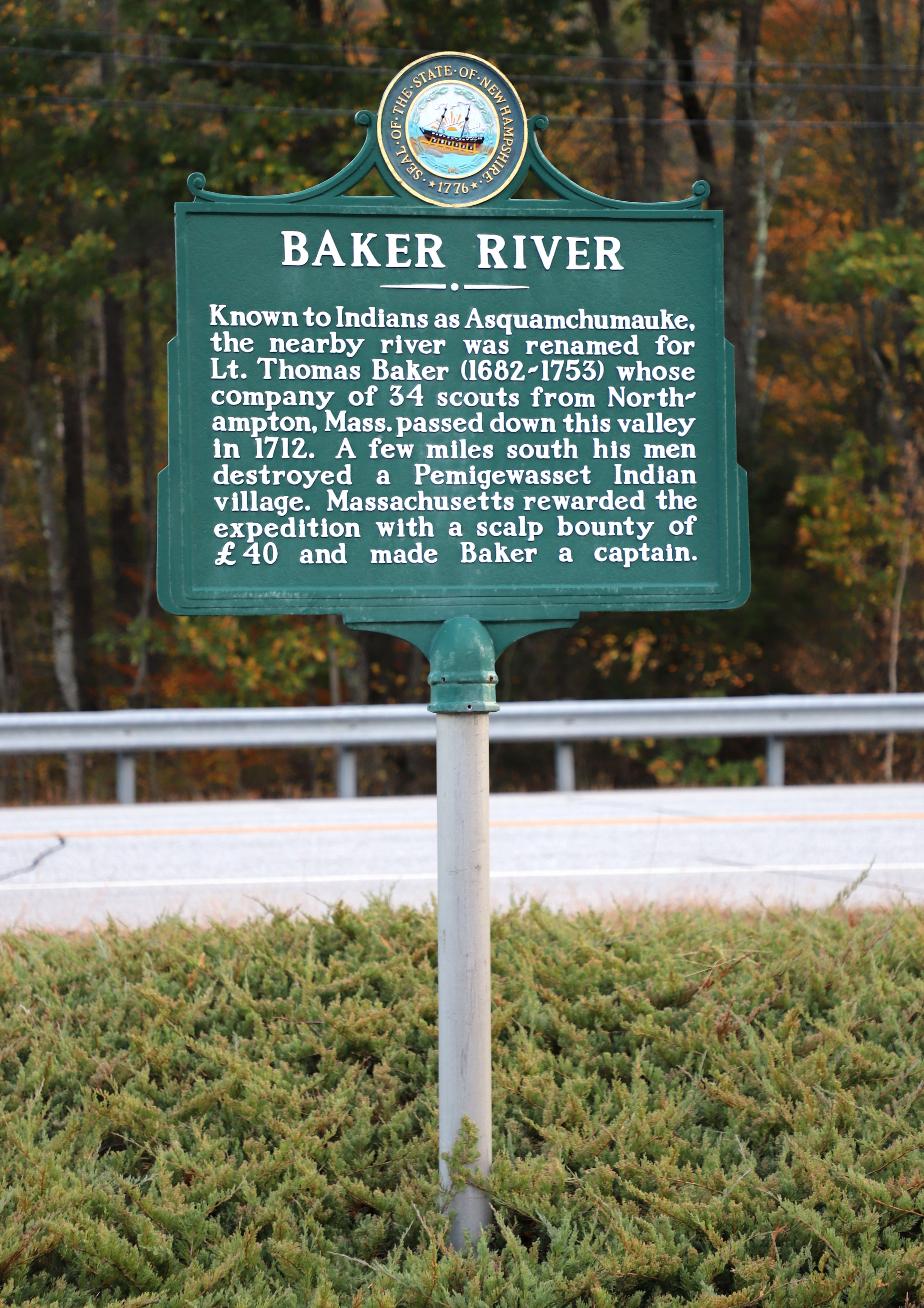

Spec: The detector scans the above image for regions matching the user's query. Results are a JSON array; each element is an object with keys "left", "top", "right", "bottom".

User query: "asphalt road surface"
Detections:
[{"left": 0, "top": 784, "right": 921, "bottom": 930}]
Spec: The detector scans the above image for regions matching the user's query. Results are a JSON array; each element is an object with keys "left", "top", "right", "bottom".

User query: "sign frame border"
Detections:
[{"left": 158, "top": 111, "right": 750, "bottom": 627}]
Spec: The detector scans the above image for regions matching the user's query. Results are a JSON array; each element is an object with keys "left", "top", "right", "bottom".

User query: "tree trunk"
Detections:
[
  {"left": 670, "top": 12, "right": 723, "bottom": 208},
  {"left": 856, "top": 0, "right": 901, "bottom": 218},
  {"left": 642, "top": 0, "right": 670, "bottom": 199},
  {"left": 0, "top": 413, "right": 18, "bottom": 716},
  {"left": 129, "top": 258, "right": 156, "bottom": 703},
  {"left": 24, "top": 339, "right": 80, "bottom": 714},
  {"left": 327, "top": 618, "right": 342, "bottom": 706},
  {"left": 883, "top": 528, "right": 910, "bottom": 781},
  {"left": 589, "top": 0, "right": 639, "bottom": 197},
  {"left": 24, "top": 328, "right": 84, "bottom": 799},
  {"left": 904, "top": 0, "right": 924, "bottom": 132},
  {"left": 343, "top": 635, "right": 370, "bottom": 705},
  {"left": 59, "top": 324, "right": 97, "bottom": 709},
  {"left": 744, "top": 129, "right": 785, "bottom": 433},
  {"left": 101, "top": 289, "right": 139, "bottom": 624},
  {"left": 727, "top": 0, "right": 765, "bottom": 451}
]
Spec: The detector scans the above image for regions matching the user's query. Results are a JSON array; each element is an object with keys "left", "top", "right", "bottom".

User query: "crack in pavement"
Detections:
[{"left": 0, "top": 835, "right": 66, "bottom": 883}]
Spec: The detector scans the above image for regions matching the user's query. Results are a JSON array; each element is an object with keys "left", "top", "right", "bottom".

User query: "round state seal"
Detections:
[{"left": 377, "top": 53, "right": 528, "bottom": 207}]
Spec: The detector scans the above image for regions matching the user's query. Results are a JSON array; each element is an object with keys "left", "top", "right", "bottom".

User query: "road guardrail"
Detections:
[{"left": 1, "top": 693, "right": 922, "bottom": 802}]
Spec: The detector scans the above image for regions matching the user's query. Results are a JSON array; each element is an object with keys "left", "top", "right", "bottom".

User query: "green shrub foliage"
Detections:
[{"left": 0, "top": 903, "right": 922, "bottom": 1305}]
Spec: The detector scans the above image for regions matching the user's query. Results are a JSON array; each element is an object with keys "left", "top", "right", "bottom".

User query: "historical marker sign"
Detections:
[
  {"left": 157, "top": 52, "right": 750, "bottom": 1249},
  {"left": 157, "top": 54, "right": 749, "bottom": 634}
]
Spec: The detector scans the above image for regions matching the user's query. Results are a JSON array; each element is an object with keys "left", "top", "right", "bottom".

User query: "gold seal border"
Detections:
[{"left": 376, "top": 51, "right": 528, "bottom": 209}]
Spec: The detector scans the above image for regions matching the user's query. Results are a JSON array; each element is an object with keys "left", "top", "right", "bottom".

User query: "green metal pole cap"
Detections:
[{"left": 427, "top": 616, "right": 499, "bottom": 714}]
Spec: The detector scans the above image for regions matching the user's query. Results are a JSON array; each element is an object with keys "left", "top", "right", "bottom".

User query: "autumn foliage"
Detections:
[{"left": 1, "top": 0, "right": 921, "bottom": 800}]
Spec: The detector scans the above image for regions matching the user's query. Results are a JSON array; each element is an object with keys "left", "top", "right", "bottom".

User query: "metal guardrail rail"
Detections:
[{"left": 0, "top": 693, "right": 922, "bottom": 802}]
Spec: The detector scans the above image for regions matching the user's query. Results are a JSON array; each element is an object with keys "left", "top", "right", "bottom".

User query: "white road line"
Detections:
[{"left": 1, "top": 863, "right": 921, "bottom": 894}]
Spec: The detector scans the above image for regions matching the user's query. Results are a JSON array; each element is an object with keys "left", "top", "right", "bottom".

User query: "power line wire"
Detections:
[
  {"left": 4, "top": 28, "right": 924, "bottom": 73},
  {"left": 6, "top": 92, "right": 923, "bottom": 130},
  {"left": 2, "top": 43, "right": 919, "bottom": 94},
  {"left": 3, "top": 93, "right": 348, "bottom": 115}
]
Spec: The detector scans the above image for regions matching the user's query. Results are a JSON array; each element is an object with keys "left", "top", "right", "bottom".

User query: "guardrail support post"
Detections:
[
  {"left": 116, "top": 753, "right": 136, "bottom": 804},
  {"left": 336, "top": 747, "right": 357, "bottom": 799},
  {"left": 765, "top": 735, "right": 785, "bottom": 787},
  {"left": 429, "top": 616, "right": 498, "bottom": 1250},
  {"left": 554, "top": 741, "right": 576, "bottom": 791}
]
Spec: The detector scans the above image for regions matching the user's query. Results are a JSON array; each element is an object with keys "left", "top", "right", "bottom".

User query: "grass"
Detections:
[{"left": 0, "top": 901, "right": 922, "bottom": 1306}]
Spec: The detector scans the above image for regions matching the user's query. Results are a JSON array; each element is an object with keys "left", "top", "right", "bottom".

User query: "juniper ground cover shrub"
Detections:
[{"left": 0, "top": 902, "right": 921, "bottom": 1306}]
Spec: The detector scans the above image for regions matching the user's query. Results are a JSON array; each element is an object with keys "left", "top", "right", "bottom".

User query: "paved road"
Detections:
[{"left": 0, "top": 785, "right": 921, "bottom": 930}]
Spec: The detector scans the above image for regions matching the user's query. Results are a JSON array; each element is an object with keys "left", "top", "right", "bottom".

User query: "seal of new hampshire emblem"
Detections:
[{"left": 377, "top": 52, "right": 528, "bottom": 207}]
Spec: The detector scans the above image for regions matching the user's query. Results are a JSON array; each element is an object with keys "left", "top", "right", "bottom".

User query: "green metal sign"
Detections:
[
  {"left": 157, "top": 53, "right": 749, "bottom": 659},
  {"left": 156, "top": 55, "right": 751, "bottom": 1244}
]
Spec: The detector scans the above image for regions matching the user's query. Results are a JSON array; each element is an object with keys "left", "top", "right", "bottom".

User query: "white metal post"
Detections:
[
  {"left": 336, "top": 747, "right": 357, "bottom": 798},
  {"left": 765, "top": 735, "right": 785, "bottom": 786},
  {"left": 436, "top": 711, "right": 492, "bottom": 1247},
  {"left": 116, "top": 752, "right": 136, "bottom": 804},
  {"left": 555, "top": 740, "right": 576, "bottom": 791}
]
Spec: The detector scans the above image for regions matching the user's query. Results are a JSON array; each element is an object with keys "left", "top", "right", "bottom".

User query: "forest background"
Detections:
[{"left": 1, "top": 0, "right": 922, "bottom": 803}]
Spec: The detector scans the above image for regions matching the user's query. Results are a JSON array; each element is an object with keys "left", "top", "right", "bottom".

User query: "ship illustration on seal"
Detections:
[{"left": 418, "top": 103, "right": 486, "bottom": 154}]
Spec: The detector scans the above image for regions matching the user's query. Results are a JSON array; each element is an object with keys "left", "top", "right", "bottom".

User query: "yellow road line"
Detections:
[{"left": 0, "top": 809, "right": 922, "bottom": 842}]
